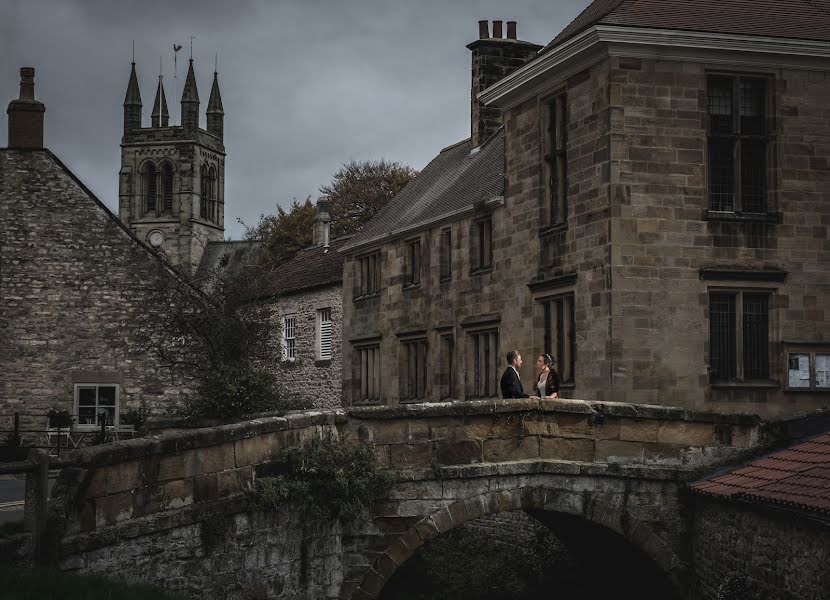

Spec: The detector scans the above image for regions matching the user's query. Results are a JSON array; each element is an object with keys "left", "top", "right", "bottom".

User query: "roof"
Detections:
[
  {"left": 340, "top": 130, "right": 504, "bottom": 253},
  {"left": 262, "top": 236, "right": 350, "bottom": 297},
  {"left": 689, "top": 430, "right": 830, "bottom": 517},
  {"left": 545, "top": 0, "right": 830, "bottom": 51}
]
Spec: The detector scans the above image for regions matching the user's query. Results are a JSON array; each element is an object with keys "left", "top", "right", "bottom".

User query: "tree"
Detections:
[
  {"left": 321, "top": 159, "right": 417, "bottom": 237},
  {"left": 244, "top": 197, "right": 316, "bottom": 269}
]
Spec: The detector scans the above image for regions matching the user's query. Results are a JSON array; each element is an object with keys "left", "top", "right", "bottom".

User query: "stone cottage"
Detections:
[
  {"left": 341, "top": 3, "right": 830, "bottom": 419},
  {"left": 0, "top": 68, "right": 200, "bottom": 435}
]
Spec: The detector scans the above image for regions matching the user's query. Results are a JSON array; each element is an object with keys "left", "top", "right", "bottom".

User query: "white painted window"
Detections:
[
  {"left": 282, "top": 314, "right": 296, "bottom": 361},
  {"left": 318, "top": 308, "right": 333, "bottom": 361},
  {"left": 73, "top": 384, "right": 120, "bottom": 430}
]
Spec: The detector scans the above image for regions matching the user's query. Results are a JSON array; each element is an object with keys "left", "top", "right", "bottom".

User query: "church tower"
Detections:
[{"left": 118, "top": 58, "right": 225, "bottom": 275}]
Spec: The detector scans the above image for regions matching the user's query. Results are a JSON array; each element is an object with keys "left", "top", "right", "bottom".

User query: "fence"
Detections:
[{"left": 0, "top": 411, "right": 135, "bottom": 457}]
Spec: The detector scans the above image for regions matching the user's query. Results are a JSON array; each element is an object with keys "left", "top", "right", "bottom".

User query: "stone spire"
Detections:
[
  {"left": 123, "top": 62, "right": 142, "bottom": 134},
  {"left": 180, "top": 59, "right": 200, "bottom": 131},
  {"left": 206, "top": 71, "right": 224, "bottom": 139},
  {"left": 151, "top": 76, "right": 169, "bottom": 127}
]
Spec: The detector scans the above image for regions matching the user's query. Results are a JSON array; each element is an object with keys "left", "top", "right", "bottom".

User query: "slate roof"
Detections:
[
  {"left": 261, "top": 236, "right": 350, "bottom": 297},
  {"left": 340, "top": 130, "right": 504, "bottom": 252},
  {"left": 688, "top": 430, "right": 830, "bottom": 516},
  {"left": 545, "top": 0, "right": 830, "bottom": 52}
]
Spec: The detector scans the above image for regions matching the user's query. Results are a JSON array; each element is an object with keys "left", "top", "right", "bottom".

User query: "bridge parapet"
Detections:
[{"left": 49, "top": 399, "right": 767, "bottom": 598}]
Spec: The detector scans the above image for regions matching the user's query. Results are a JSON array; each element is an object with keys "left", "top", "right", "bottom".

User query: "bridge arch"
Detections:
[{"left": 353, "top": 486, "right": 685, "bottom": 600}]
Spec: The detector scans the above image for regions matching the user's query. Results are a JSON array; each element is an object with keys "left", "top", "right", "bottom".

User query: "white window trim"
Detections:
[
  {"left": 73, "top": 383, "right": 120, "bottom": 432},
  {"left": 317, "top": 307, "right": 333, "bottom": 361},
  {"left": 282, "top": 313, "right": 297, "bottom": 362}
]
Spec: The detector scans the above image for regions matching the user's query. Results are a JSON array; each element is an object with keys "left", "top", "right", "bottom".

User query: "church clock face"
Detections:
[{"left": 148, "top": 231, "right": 165, "bottom": 248}]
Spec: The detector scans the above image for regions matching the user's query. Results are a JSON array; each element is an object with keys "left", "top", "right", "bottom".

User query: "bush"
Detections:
[
  {"left": 182, "top": 362, "right": 308, "bottom": 420},
  {"left": 251, "top": 430, "right": 392, "bottom": 521},
  {"left": 0, "top": 566, "right": 183, "bottom": 599}
]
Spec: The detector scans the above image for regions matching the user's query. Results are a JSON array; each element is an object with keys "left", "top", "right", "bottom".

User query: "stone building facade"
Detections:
[
  {"left": 118, "top": 59, "right": 225, "bottom": 275},
  {"left": 1, "top": 69, "right": 197, "bottom": 432},
  {"left": 342, "top": 3, "right": 830, "bottom": 419}
]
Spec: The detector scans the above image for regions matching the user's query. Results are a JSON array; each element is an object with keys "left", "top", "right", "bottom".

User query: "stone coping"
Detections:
[
  {"left": 346, "top": 398, "right": 763, "bottom": 425},
  {"left": 53, "top": 399, "right": 761, "bottom": 470}
]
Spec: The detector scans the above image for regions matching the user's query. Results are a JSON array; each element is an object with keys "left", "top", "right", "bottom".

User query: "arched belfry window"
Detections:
[
  {"left": 161, "top": 163, "right": 174, "bottom": 213},
  {"left": 209, "top": 166, "right": 217, "bottom": 222},
  {"left": 144, "top": 163, "right": 157, "bottom": 216},
  {"left": 200, "top": 165, "right": 209, "bottom": 221}
]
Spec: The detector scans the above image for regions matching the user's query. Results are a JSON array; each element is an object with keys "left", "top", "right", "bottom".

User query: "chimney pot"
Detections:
[
  {"left": 507, "top": 21, "right": 517, "bottom": 39},
  {"left": 478, "top": 20, "right": 489, "bottom": 39},
  {"left": 7, "top": 66, "right": 45, "bottom": 149},
  {"left": 492, "top": 20, "right": 503, "bottom": 38}
]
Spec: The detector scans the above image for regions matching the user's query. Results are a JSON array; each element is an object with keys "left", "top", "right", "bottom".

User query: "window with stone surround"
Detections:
[
  {"left": 317, "top": 308, "right": 333, "bottom": 361},
  {"left": 356, "top": 251, "right": 381, "bottom": 297},
  {"left": 707, "top": 75, "right": 770, "bottom": 213},
  {"left": 471, "top": 217, "right": 493, "bottom": 273},
  {"left": 784, "top": 346, "right": 830, "bottom": 391},
  {"left": 200, "top": 164, "right": 210, "bottom": 220},
  {"left": 74, "top": 383, "right": 119, "bottom": 430},
  {"left": 541, "top": 294, "right": 575, "bottom": 385},
  {"left": 467, "top": 328, "right": 499, "bottom": 398},
  {"left": 161, "top": 162, "right": 174, "bottom": 213},
  {"left": 354, "top": 343, "right": 381, "bottom": 403},
  {"left": 401, "top": 338, "right": 428, "bottom": 401},
  {"left": 709, "top": 291, "right": 770, "bottom": 382},
  {"left": 543, "top": 92, "right": 567, "bottom": 227},
  {"left": 282, "top": 314, "right": 297, "bottom": 362},
  {"left": 439, "top": 228, "right": 452, "bottom": 282},
  {"left": 438, "top": 332, "right": 455, "bottom": 400},
  {"left": 404, "top": 238, "right": 421, "bottom": 288},
  {"left": 144, "top": 163, "right": 157, "bottom": 215}
]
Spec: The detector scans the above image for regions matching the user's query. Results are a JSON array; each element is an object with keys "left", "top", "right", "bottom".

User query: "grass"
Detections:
[{"left": 0, "top": 566, "right": 184, "bottom": 599}]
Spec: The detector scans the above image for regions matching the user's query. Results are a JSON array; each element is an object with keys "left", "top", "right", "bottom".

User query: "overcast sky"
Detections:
[{"left": 2, "top": 0, "right": 586, "bottom": 239}]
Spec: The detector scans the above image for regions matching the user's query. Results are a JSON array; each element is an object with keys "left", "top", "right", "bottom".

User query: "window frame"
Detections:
[
  {"left": 353, "top": 342, "right": 381, "bottom": 404},
  {"left": 404, "top": 238, "right": 422, "bottom": 288},
  {"left": 542, "top": 90, "right": 568, "bottom": 228},
  {"left": 160, "top": 162, "right": 174, "bottom": 214},
  {"left": 317, "top": 307, "right": 333, "bottom": 361},
  {"left": 470, "top": 216, "right": 493, "bottom": 274},
  {"left": 400, "top": 337, "right": 429, "bottom": 402},
  {"left": 355, "top": 251, "right": 382, "bottom": 299},
  {"left": 438, "top": 332, "right": 455, "bottom": 400},
  {"left": 143, "top": 162, "right": 158, "bottom": 216},
  {"left": 706, "top": 73, "right": 774, "bottom": 215},
  {"left": 466, "top": 327, "right": 500, "bottom": 399},
  {"left": 73, "top": 383, "right": 120, "bottom": 431},
  {"left": 708, "top": 288, "right": 773, "bottom": 384},
  {"left": 439, "top": 227, "right": 452, "bottom": 283},
  {"left": 540, "top": 292, "right": 576, "bottom": 386},
  {"left": 282, "top": 313, "right": 297, "bottom": 362}
]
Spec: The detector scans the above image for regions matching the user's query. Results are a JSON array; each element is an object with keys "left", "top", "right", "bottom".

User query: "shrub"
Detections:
[
  {"left": 251, "top": 430, "right": 392, "bottom": 521},
  {"left": 182, "top": 361, "right": 308, "bottom": 420}
]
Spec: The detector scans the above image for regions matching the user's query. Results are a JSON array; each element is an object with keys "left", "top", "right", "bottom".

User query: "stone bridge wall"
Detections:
[{"left": 52, "top": 399, "right": 764, "bottom": 599}]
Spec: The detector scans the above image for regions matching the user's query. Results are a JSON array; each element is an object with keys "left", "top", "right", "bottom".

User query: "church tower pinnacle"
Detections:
[
  {"left": 118, "top": 54, "right": 225, "bottom": 275},
  {"left": 123, "top": 62, "right": 142, "bottom": 134}
]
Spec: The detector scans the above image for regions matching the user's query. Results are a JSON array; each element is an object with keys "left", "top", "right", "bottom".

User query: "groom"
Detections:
[{"left": 500, "top": 350, "right": 530, "bottom": 399}]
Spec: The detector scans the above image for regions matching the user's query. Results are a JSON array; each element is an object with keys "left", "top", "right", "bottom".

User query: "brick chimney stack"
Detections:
[
  {"left": 467, "top": 21, "right": 541, "bottom": 147},
  {"left": 7, "top": 67, "right": 45, "bottom": 148}
]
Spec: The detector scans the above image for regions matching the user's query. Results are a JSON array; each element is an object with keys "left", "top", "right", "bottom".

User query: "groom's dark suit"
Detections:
[{"left": 500, "top": 366, "right": 529, "bottom": 399}]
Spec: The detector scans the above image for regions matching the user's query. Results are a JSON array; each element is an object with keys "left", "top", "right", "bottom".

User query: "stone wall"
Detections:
[
  {"left": 690, "top": 497, "right": 830, "bottom": 600},
  {"left": 268, "top": 284, "right": 343, "bottom": 409},
  {"left": 607, "top": 56, "right": 830, "bottom": 415},
  {"left": 0, "top": 149, "right": 195, "bottom": 431}
]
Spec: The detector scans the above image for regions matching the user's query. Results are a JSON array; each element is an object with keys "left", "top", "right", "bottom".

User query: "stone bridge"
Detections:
[{"left": 50, "top": 398, "right": 764, "bottom": 599}]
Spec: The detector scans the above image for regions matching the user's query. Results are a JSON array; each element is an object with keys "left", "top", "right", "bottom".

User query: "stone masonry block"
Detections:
[
  {"left": 386, "top": 537, "right": 414, "bottom": 566},
  {"left": 161, "top": 479, "right": 194, "bottom": 510},
  {"left": 389, "top": 443, "right": 433, "bottom": 469},
  {"left": 556, "top": 413, "right": 595, "bottom": 437},
  {"left": 94, "top": 491, "right": 133, "bottom": 528},
  {"left": 434, "top": 440, "right": 482, "bottom": 465},
  {"left": 447, "top": 500, "right": 469, "bottom": 525},
  {"left": 369, "top": 420, "right": 431, "bottom": 444},
  {"left": 234, "top": 433, "right": 281, "bottom": 467},
  {"left": 657, "top": 422, "right": 714, "bottom": 446},
  {"left": 620, "top": 420, "right": 659, "bottom": 443},
  {"left": 540, "top": 437, "right": 595, "bottom": 462},
  {"left": 217, "top": 466, "right": 254, "bottom": 496},
  {"left": 198, "top": 443, "right": 236, "bottom": 473},
  {"left": 482, "top": 436, "right": 540, "bottom": 462},
  {"left": 104, "top": 461, "right": 141, "bottom": 495},
  {"left": 595, "top": 440, "right": 645, "bottom": 463},
  {"left": 414, "top": 518, "right": 440, "bottom": 542},
  {"left": 431, "top": 507, "right": 454, "bottom": 533}
]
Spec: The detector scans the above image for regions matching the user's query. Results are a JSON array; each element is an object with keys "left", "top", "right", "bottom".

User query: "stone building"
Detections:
[
  {"left": 118, "top": 59, "right": 225, "bottom": 275},
  {"left": 341, "top": 3, "right": 830, "bottom": 418},
  {"left": 0, "top": 68, "right": 198, "bottom": 433},
  {"left": 196, "top": 200, "right": 346, "bottom": 409}
]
